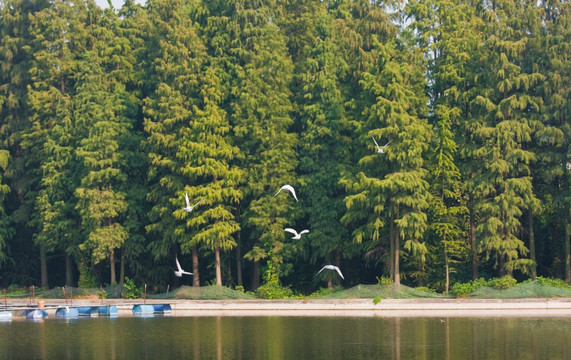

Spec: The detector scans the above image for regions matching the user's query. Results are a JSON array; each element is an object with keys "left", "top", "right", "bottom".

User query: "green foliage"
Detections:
[
  {"left": 0, "top": 0, "right": 569, "bottom": 295},
  {"left": 452, "top": 276, "right": 518, "bottom": 297},
  {"left": 5, "top": 285, "right": 29, "bottom": 296},
  {"left": 98, "top": 288, "right": 108, "bottom": 300},
  {"left": 122, "top": 277, "right": 141, "bottom": 299},
  {"left": 78, "top": 266, "right": 98, "bottom": 289},
  {"left": 235, "top": 285, "right": 244, "bottom": 293},
  {"left": 488, "top": 276, "right": 518, "bottom": 290},
  {"left": 451, "top": 278, "right": 488, "bottom": 298},
  {"left": 306, "top": 287, "right": 339, "bottom": 298},
  {"left": 255, "top": 263, "right": 294, "bottom": 299},
  {"left": 377, "top": 276, "right": 394, "bottom": 286},
  {"left": 525, "top": 277, "right": 571, "bottom": 290},
  {"left": 416, "top": 286, "right": 436, "bottom": 294},
  {"left": 373, "top": 296, "right": 382, "bottom": 305}
]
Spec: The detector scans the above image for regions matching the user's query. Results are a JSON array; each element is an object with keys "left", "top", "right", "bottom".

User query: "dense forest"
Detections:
[{"left": 0, "top": 0, "right": 569, "bottom": 294}]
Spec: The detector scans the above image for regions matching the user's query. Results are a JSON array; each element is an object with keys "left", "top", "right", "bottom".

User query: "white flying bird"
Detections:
[
  {"left": 285, "top": 228, "right": 309, "bottom": 239},
  {"left": 372, "top": 137, "right": 390, "bottom": 154},
  {"left": 274, "top": 184, "right": 298, "bottom": 201},
  {"left": 316, "top": 265, "right": 345, "bottom": 280},
  {"left": 174, "top": 257, "right": 193, "bottom": 277},
  {"left": 183, "top": 192, "right": 203, "bottom": 213}
]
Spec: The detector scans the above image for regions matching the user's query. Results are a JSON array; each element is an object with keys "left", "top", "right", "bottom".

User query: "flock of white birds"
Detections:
[{"left": 173, "top": 138, "right": 392, "bottom": 282}]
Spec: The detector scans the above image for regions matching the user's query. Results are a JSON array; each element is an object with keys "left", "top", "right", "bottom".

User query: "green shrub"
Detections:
[
  {"left": 416, "top": 286, "right": 436, "bottom": 293},
  {"left": 533, "top": 276, "right": 571, "bottom": 289},
  {"left": 97, "top": 288, "right": 108, "bottom": 300},
  {"left": 235, "top": 285, "right": 244, "bottom": 293},
  {"left": 307, "top": 287, "right": 336, "bottom": 298},
  {"left": 377, "top": 276, "right": 393, "bottom": 286},
  {"left": 255, "top": 263, "right": 294, "bottom": 299},
  {"left": 489, "top": 276, "right": 517, "bottom": 289},
  {"left": 451, "top": 278, "right": 487, "bottom": 298},
  {"left": 122, "top": 277, "right": 141, "bottom": 299},
  {"left": 373, "top": 296, "right": 382, "bottom": 305},
  {"left": 6, "top": 285, "right": 28, "bottom": 295},
  {"left": 78, "top": 266, "right": 98, "bottom": 289}
]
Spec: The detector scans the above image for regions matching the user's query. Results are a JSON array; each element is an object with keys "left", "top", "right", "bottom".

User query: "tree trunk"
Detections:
[
  {"left": 120, "top": 248, "right": 125, "bottom": 285},
  {"left": 389, "top": 212, "right": 395, "bottom": 281},
  {"left": 65, "top": 254, "right": 73, "bottom": 287},
  {"left": 40, "top": 244, "right": 48, "bottom": 288},
  {"left": 110, "top": 250, "right": 116, "bottom": 285},
  {"left": 326, "top": 254, "right": 333, "bottom": 289},
  {"left": 215, "top": 243, "right": 222, "bottom": 286},
  {"left": 394, "top": 206, "right": 400, "bottom": 291},
  {"left": 444, "top": 242, "right": 450, "bottom": 293},
  {"left": 469, "top": 194, "right": 478, "bottom": 280},
  {"left": 529, "top": 209, "right": 536, "bottom": 280},
  {"left": 565, "top": 211, "right": 570, "bottom": 284},
  {"left": 251, "top": 261, "right": 260, "bottom": 290},
  {"left": 236, "top": 236, "right": 243, "bottom": 287},
  {"left": 499, "top": 253, "right": 505, "bottom": 278},
  {"left": 192, "top": 245, "right": 200, "bottom": 287},
  {"left": 235, "top": 207, "right": 243, "bottom": 287}
]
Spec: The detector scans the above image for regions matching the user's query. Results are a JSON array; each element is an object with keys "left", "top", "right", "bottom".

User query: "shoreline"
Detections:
[{"left": 3, "top": 297, "right": 571, "bottom": 317}]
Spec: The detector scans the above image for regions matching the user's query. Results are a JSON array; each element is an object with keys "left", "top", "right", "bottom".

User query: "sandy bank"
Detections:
[{"left": 4, "top": 297, "right": 571, "bottom": 317}]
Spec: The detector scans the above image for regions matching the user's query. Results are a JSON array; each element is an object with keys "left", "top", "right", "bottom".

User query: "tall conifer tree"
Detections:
[
  {"left": 342, "top": 34, "right": 431, "bottom": 288},
  {"left": 467, "top": 0, "right": 542, "bottom": 277},
  {"left": 206, "top": 0, "right": 297, "bottom": 289},
  {"left": 297, "top": 8, "right": 351, "bottom": 288}
]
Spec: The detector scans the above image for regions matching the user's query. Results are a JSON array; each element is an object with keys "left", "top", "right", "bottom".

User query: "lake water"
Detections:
[{"left": 1, "top": 316, "right": 569, "bottom": 359}]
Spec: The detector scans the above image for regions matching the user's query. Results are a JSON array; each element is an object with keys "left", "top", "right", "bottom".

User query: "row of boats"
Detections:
[{"left": 0, "top": 303, "right": 172, "bottom": 320}]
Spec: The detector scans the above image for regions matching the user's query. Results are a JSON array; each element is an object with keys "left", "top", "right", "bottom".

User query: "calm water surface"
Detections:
[{"left": 1, "top": 316, "right": 569, "bottom": 359}]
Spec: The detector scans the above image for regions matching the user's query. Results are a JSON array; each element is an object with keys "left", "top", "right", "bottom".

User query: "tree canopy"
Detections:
[{"left": 0, "top": 0, "right": 569, "bottom": 292}]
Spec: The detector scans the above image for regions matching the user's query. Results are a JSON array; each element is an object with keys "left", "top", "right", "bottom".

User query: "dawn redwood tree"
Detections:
[
  {"left": 0, "top": 150, "right": 12, "bottom": 267},
  {"left": 342, "top": 35, "right": 431, "bottom": 289},
  {"left": 535, "top": 0, "right": 571, "bottom": 282},
  {"left": 297, "top": 8, "right": 351, "bottom": 289},
  {"left": 467, "top": 0, "right": 542, "bottom": 277},
  {"left": 205, "top": 0, "right": 298, "bottom": 289},
  {"left": 25, "top": 0, "right": 92, "bottom": 288}
]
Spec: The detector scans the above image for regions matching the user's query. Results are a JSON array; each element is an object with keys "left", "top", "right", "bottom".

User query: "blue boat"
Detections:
[
  {"left": 76, "top": 306, "right": 99, "bottom": 317},
  {"left": 0, "top": 311, "right": 12, "bottom": 321},
  {"left": 55, "top": 307, "right": 79, "bottom": 318},
  {"left": 98, "top": 305, "right": 118, "bottom": 317},
  {"left": 132, "top": 304, "right": 155, "bottom": 316},
  {"left": 25, "top": 309, "right": 48, "bottom": 320}
]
